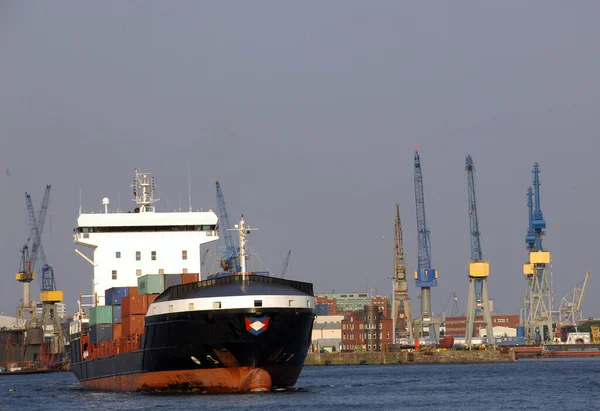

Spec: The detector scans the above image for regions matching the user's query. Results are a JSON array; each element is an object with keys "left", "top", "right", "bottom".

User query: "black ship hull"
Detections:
[{"left": 70, "top": 275, "right": 316, "bottom": 392}]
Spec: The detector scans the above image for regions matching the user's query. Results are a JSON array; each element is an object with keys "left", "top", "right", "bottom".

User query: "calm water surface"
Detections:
[{"left": 1, "top": 359, "right": 599, "bottom": 410}]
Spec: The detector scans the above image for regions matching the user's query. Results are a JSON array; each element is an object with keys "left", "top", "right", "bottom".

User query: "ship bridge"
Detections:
[{"left": 74, "top": 170, "right": 219, "bottom": 306}]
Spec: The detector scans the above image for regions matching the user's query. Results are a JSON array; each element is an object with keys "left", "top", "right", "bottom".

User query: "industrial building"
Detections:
[
  {"left": 341, "top": 305, "right": 393, "bottom": 352},
  {"left": 315, "top": 293, "right": 391, "bottom": 317},
  {"left": 311, "top": 315, "right": 343, "bottom": 353}
]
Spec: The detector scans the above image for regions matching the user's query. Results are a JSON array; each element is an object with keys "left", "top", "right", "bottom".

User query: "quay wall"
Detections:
[{"left": 304, "top": 349, "right": 516, "bottom": 365}]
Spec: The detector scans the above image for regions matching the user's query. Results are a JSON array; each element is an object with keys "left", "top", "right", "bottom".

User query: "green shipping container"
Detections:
[
  {"left": 90, "top": 305, "right": 113, "bottom": 325},
  {"left": 138, "top": 274, "right": 165, "bottom": 295}
]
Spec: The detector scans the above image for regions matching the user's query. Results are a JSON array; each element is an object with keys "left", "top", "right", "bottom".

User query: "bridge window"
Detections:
[
  {"left": 136, "top": 251, "right": 141, "bottom": 261},
  {"left": 112, "top": 270, "right": 117, "bottom": 280},
  {"left": 136, "top": 269, "right": 142, "bottom": 277},
  {"left": 116, "top": 251, "right": 121, "bottom": 259},
  {"left": 151, "top": 251, "right": 156, "bottom": 261},
  {"left": 182, "top": 250, "right": 188, "bottom": 260}
]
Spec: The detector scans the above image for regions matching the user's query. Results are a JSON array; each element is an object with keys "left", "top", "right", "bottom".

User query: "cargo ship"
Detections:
[{"left": 68, "top": 170, "right": 316, "bottom": 392}]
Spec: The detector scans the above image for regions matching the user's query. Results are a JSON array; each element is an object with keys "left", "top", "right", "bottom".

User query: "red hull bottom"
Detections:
[
  {"left": 80, "top": 366, "right": 302, "bottom": 393},
  {"left": 544, "top": 351, "right": 600, "bottom": 358}
]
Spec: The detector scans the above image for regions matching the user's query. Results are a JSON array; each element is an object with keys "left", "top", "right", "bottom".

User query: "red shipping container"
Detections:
[
  {"left": 122, "top": 314, "right": 145, "bottom": 335},
  {"left": 122, "top": 294, "right": 149, "bottom": 316},
  {"left": 113, "top": 323, "right": 122, "bottom": 339},
  {"left": 128, "top": 286, "right": 139, "bottom": 297},
  {"left": 182, "top": 273, "right": 199, "bottom": 284}
]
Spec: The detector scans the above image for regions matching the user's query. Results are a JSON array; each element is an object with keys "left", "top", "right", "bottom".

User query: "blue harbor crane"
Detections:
[
  {"left": 531, "top": 162, "right": 546, "bottom": 250},
  {"left": 215, "top": 180, "right": 240, "bottom": 272},
  {"left": 412, "top": 147, "right": 441, "bottom": 341},
  {"left": 525, "top": 187, "right": 536, "bottom": 250},
  {"left": 464, "top": 155, "right": 494, "bottom": 346},
  {"left": 521, "top": 162, "right": 552, "bottom": 343},
  {"left": 23, "top": 185, "right": 64, "bottom": 343},
  {"left": 25, "top": 185, "right": 55, "bottom": 291}
]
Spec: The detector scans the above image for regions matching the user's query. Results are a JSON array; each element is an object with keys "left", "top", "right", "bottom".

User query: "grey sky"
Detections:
[{"left": 1, "top": 1, "right": 599, "bottom": 319}]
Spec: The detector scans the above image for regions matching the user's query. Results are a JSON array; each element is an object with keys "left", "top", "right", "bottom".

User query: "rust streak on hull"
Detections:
[{"left": 80, "top": 366, "right": 302, "bottom": 393}]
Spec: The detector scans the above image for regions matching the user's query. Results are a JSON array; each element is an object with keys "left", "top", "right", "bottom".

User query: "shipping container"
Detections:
[
  {"left": 182, "top": 273, "right": 199, "bottom": 284},
  {"left": 122, "top": 295, "right": 147, "bottom": 316},
  {"left": 90, "top": 324, "right": 113, "bottom": 344},
  {"left": 112, "top": 323, "right": 122, "bottom": 340},
  {"left": 128, "top": 286, "right": 139, "bottom": 297},
  {"left": 105, "top": 287, "right": 129, "bottom": 306},
  {"left": 138, "top": 274, "right": 165, "bottom": 295},
  {"left": 122, "top": 314, "right": 145, "bottom": 335},
  {"left": 89, "top": 306, "right": 113, "bottom": 325},
  {"left": 165, "top": 274, "right": 183, "bottom": 288},
  {"left": 112, "top": 305, "right": 122, "bottom": 324}
]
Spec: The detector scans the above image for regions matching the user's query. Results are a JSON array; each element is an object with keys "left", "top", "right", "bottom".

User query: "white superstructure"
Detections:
[{"left": 74, "top": 170, "right": 218, "bottom": 306}]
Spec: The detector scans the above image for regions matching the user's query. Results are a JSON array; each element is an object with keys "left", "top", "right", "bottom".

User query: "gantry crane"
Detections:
[
  {"left": 25, "top": 186, "right": 56, "bottom": 292},
  {"left": 25, "top": 186, "right": 64, "bottom": 350},
  {"left": 391, "top": 203, "right": 413, "bottom": 344},
  {"left": 521, "top": 163, "right": 553, "bottom": 343},
  {"left": 412, "top": 148, "right": 441, "bottom": 342},
  {"left": 464, "top": 155, "right": 494, "bottom": 347},
  {"left": 555, "top": 271, "right": 590, "bottom": 329},
  {"left": 215, "top": 180, "right": 240, "bottom": 272}
]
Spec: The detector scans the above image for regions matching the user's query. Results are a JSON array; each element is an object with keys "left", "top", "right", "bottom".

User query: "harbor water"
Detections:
[{"left": 1, "top": 358, "right": 599, "bottom": 410}]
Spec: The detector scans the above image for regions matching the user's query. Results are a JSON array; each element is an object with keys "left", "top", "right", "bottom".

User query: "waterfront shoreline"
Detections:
[{"left": 304, "top": 349, "right": 516, "bottom": 365}]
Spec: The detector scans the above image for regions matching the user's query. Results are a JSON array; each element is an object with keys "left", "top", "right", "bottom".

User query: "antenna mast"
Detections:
[
  {"left": 188, "top": 164, "right": 192, "bottom": 212},
  {"left": 131, "top": 169, "right": 159, "bottom": 213}
]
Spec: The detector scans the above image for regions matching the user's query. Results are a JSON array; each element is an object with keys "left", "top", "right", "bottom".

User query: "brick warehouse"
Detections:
[
  {"left": 316, "top": 293, "right": 390, "bottom": 318},
  {"left": 340, "top": 304, "right": 393, "bottom": 352}
]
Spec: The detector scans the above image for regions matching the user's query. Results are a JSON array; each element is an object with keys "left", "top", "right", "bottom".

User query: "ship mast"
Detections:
[
  {"left": 233, "top": 215, "right": 258, "bottom": 280},
  {"left": 131, "top": 169, "right": 159, "bottom": 212}
]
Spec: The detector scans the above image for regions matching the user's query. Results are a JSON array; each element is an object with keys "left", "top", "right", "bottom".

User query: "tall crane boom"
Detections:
[
  {"left": 280, "top": 250, "right": 291, "bottom": 278},
  {"left": 525, "top": 187, "right": 535, "bottom": 250},
  {"left": 414, "top": 150, "right": 432, "bottom": 272},
  {"left": 215, "top": 180, "right": 240, "bottom": 272},
  {"left": 464, "top": 155, "right": 494, "bottom": 346},
  {"left": 26, "top": 185, "right": 56, "bottom": 291},
  {"left": 25, "top": 188, "right": 48, "bottom": 277},
  {"left": 412, "top": 147, "right": 440, "bottom": 342},
  {"left": 466, "top": 155, "right": 482, "bottom": 262},
  {"left": 391, "top": 203, "right": 413, "bottom": 344},
  {"left": 531, "top": 162, "right": 546, "bottom": 251}
]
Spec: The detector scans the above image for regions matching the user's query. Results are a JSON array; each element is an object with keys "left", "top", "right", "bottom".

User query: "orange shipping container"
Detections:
[
  {"left": 122, "top": 314, "right": 145, "bottom": 336},
  {"left": 122, "top": 294, "right": 149, "bottom": 316},
  {"left": 113, "top": 323, "right": 122, "bottom": 339},
  {"left": 182, "top": 273, "right": 199, "bottom": 284},
  {"left": 128, "top": 286, "right": 139, "bottom": 297}
]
